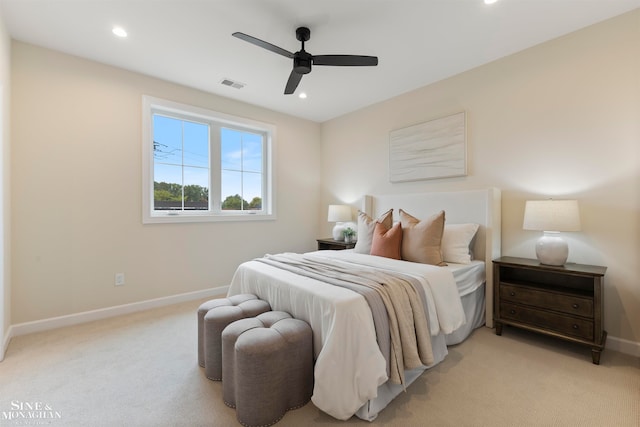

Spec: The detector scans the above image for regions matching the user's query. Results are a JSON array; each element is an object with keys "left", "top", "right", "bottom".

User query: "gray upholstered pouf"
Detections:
[
  {"left": 198, "top": 294, "right": 271, "bottom": 379},
  {"left": 197, "top": 294, "right": 259, "bottom": 367},
  {"left": 222, "top": 311, "right": 313, "bottom": 427}
]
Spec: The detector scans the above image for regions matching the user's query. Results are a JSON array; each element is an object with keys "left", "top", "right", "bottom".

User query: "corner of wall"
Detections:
[
  {"left": 0, "top": 0, "right": 11, "bottom": 364},
  {"left": 1, "top": 325, "right": 12, "bottom": 362}
]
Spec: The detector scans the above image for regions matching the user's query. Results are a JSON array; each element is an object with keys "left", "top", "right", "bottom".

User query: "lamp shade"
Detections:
[
  {"left": 327, "top": 204, "right": 352, "bottom": 222},
  {"left": 523, "top": 200, "right": 581, "bottom": 232}
]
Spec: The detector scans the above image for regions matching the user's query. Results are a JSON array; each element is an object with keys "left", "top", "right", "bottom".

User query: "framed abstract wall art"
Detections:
[{"left": 389, "top": 111, "right": 466, "bottom": 182}]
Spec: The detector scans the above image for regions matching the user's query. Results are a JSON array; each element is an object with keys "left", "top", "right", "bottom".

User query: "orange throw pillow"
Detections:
[{"left": 370, "top": 222, "right": 403, "bottom": 260}]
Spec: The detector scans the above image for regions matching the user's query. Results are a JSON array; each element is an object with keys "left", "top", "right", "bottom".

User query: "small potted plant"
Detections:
[{"left": 343, "top": 227, "right": 356, "bottom": 243}]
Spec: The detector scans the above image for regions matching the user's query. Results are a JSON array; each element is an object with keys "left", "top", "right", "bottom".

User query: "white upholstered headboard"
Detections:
[{"left": 361, "top": 188, "right": 501, "bottom": 328}]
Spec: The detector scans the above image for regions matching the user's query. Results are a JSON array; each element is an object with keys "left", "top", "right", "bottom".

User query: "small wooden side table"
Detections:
[
  {"left": 493, "top": 256, "right": 607, "bottom": 364},
  {"left": 316, "top": 238, "right": 355, "bottom": 251}
]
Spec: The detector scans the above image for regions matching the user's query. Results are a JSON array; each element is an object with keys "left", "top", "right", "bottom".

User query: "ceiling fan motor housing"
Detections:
[{"left": 294, "top": 51, "right": 312, "bottom": 74}]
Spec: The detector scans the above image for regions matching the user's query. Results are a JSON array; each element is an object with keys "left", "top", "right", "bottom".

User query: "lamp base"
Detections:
[
  {"left": 332, "top": 223, "right": 346, "bottom": 241},
  {"left": 535, "top": 232, "right": 568, "bottom": 266}
]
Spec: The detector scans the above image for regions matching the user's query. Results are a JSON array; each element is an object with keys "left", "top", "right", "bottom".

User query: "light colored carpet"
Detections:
[{"left": 1, "top": 298, "right": 638, "bottom": 427}]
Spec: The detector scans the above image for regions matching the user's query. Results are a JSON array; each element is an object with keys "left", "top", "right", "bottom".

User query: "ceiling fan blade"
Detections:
[
  {"left": 312, "top": 55, "right": 378, "bottom": 66},
  {"left": 284, "top": 70, "right": 303, "bottom": 94},
  {"left": 232, "top": 32, "right": 294, "bottom": 59}
]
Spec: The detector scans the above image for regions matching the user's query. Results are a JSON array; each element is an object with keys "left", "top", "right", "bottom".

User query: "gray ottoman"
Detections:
[
  {"left": 222, "top": 311, "right": 314, "bottom": 427},
  {"left": 198, "top": 294, "right": 271, "bottom": 380}
]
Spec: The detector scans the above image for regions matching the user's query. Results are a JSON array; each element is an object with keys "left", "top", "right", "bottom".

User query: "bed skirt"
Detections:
[
  {"left": 354, "top": 283, "right": 486, "bottom": 421},
  {"left": 446, "top": 282, "right": 486, "bottom": 346}
]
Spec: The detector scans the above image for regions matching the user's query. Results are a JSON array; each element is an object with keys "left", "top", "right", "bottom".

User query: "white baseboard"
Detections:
[
  {"left": 485, "top": 324, "right": 639, "bottom": 358},
  {"left": 3, "top": 288, "right": 638, "bottom": 362},
  {"left": 606, "top": 335, "right": 640, "bottom": 358},
  {"left": 6, "top": 286, "right": 228, "bottom": 342}
]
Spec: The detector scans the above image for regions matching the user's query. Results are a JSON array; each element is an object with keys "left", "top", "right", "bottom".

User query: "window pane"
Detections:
[
  {"left": 220, "top": 128, "right": 263, "bottom": 211},
  {"left": 153, "top": 115, "right": 182, "bottom": 165},
  {"left": 243, "top": 171, "right": 262, "bottom": 210},
  {"left": 153, "top": 164, "right": 182, "bottom": 211},
  {"left": 183, "top": 166, "right": 209, "bottom": 210},
  {"left": 243, "top": 134, "right": 263, "bottom": 173},
  {"left": 152, "top": 113, "right": 210, "bottom": 213},
  {"left": 154, "top": 163, "right": 182, "bottom": 185},
  {"left": 221, "top": 170, "right": 243, "bottom": 210},
  {"left": 183, "top": 121, "right": 209, "bottom": 168},
  {"left": 221, "top": 128, "right": 242, "bottom": 170}
]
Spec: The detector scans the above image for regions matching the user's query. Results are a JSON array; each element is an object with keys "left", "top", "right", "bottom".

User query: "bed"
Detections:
[{"left": 227, "top": 188, "right": 501, "bottom": 421}]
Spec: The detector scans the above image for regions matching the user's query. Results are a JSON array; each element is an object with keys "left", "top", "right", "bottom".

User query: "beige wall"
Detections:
[
  {"left": 7, "top": 10, "right": 640, "bottom": 353},
  {"left": 0, "top": 6, "right": 11, "bottom": 358},
  {"left": 11, "top": 42, "right": 321, "bottom": 324},
  {"left": 321, "top": 10, "right": 640, "bottom": 348}
]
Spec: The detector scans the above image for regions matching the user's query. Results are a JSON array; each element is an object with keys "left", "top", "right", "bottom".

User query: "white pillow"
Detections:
[
  {"left": 441, "top": 223, "right": 479, "bottom": 264},
  {"left": 353, "top": 209, "right": 393, "bottom": 254}
]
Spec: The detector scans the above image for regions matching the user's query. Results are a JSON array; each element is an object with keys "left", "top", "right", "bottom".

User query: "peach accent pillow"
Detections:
[
  {"left": 370, "top": 222, "right": 403, "bottom": 260},
  {"left": 399, "top": 209, "right": 447, "bottom": 266},
  {"left": 354, "top": 209, "right": 393, "bottom": 254}
]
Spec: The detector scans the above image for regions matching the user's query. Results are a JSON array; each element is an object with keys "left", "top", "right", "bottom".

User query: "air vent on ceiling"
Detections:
[{"left": 220, "top": 78, "right": 245, "bottom": 89}]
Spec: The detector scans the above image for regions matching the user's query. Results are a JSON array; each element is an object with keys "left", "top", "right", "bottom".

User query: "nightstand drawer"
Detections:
[
  {"left": 500, "top": 283, "right": 593, "bottom": 318},
  {"left": 500, "top": 302, "right": 594, "bottom": 341}
]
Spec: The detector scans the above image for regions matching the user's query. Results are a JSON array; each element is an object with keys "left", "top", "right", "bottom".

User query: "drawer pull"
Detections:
[
  {"left": 510, "top": 309, "right": 516, "bottom": 315},
  {"left": 572, "top": 303, "right": 579, "bottom": 309},
  {"left": 572, "top": 324, "right": 579, "bottom": 330},
  {"left": 509, "top": 291, "right": 516, "bottom": 297}
]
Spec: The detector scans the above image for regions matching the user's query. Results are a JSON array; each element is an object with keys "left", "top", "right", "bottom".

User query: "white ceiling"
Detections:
[{"left": 1, "top": 0, "right": 638, "bottom": 122}]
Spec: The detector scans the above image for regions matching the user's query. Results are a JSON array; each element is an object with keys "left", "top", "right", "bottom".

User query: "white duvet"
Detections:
[{"left": 227, "top": 250, "right": 466, "bottom": 420}]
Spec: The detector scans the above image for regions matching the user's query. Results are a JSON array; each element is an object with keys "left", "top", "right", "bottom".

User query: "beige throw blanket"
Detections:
[{"left": 258, "top": 253, "right": 434, "bottom": 385}]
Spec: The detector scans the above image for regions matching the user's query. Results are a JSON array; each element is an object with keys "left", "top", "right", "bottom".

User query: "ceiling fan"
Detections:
[{"left": 232, "top": 27, "right": 378, "bottom": 95}]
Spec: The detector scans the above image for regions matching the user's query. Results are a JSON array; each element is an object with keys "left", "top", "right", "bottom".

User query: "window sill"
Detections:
[{"left": 143, "top": 212, "right": 276, "bottom": 224}]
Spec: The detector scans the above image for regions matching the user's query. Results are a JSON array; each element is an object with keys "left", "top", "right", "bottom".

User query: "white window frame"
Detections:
[{"left": 142, "top": 95, "right": 276, "bottom": 223}]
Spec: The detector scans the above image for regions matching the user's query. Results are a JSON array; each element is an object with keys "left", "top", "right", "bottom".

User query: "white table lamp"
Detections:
[
  {"left": 328, "top": 204, "right": 352, "bottom": 241},
  {"left": 523, "top": 199, "right": 581, "bottom": 266}
]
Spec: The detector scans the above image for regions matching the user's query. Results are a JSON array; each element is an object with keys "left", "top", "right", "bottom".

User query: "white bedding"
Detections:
[
  {"left": 445, "top": 260, "right": 485, "bottom": 297},
  {"left": 227, "top": 250, "right": 469, "bottom": 420}
]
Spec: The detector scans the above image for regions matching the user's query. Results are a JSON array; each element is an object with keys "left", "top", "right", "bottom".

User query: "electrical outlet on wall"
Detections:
[{"left": 115, "top": 273, "right": 125, "bottom": 286}]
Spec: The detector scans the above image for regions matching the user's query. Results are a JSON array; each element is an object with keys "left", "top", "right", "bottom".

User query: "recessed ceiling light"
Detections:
[
  {"left": 299, "top": 93, "right": 307, "bottom": 99},
  {"left": 484, "top": 0, "right": 498, "bottom": 4},
  {"left": 112, "top": 26, "right": 128, "bottom": 38}
]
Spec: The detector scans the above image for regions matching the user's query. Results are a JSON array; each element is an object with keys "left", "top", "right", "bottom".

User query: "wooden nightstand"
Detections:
[
  {"left": 493, "top": 256, "right": 607, "bottom": 364},
  {"left": 316, "top": 238, "right": 356, "bottom": 251}
]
